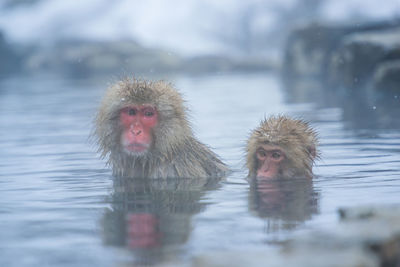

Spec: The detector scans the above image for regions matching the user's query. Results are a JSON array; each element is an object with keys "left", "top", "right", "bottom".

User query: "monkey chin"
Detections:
[
  {"left": 256, "top": 174, "right": 276, "bottom": 179},
  {"left": 122, "top": 143, "right": 150, "bottom": 157}
]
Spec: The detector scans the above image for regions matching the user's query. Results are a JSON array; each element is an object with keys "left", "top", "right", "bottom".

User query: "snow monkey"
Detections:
[
  {"left": 246, "top": 116, "right": 319, "bottom": 179},
  {"left": 94, "top": 78, "right": 228, "bottom": 178}
]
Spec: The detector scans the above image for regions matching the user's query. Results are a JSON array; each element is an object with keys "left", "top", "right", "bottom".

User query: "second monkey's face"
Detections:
[
  {"left": 255, "top": 144, "right": 286, "bottom": 179},
  {"left": 119, "top": 104, "right": 158, "bottom": 156}
]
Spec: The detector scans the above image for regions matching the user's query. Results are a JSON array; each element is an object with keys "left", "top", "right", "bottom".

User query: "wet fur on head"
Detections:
[
  {"left": 246, "top": 115, "right": 319, "bottom": 178},
  {"left": 94, "top": 77, "right": 228, "bottom": 178}
]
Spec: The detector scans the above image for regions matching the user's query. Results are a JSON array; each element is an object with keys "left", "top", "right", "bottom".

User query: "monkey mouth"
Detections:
[
  {"left": 124, "top": 143, "right": 149, "bottom": 154},
  {"left": 257, "top": 174, "right": 277, "bottom": 179}
]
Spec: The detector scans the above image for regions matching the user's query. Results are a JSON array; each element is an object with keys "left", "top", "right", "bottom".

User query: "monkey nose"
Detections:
[
  {"left": 130, "top": 125, "right": 143, "bottom": 136},
  {"left": 131, "top": 129, "right": 142, "bottom": 136},
  {"left": 261, "top": 160, "right": 270, "bottom": 171}
]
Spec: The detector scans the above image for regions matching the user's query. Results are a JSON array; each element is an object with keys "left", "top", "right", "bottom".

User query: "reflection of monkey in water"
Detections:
[
  {"left": 102, "top": 177, "right": 220, "bottom": 265},
  {"left": 248, "top": 178, "right": 319, "bottom": 232},
  {"left": 246, "top": 116, "right": 319, "bottom": 179},
  {"left": 94, "top": 78, "right": 228, "bottom": 178}
]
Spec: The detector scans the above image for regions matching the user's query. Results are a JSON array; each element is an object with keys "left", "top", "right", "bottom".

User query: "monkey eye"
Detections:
[
  {"left": 257, "top": 149, "right": 267, "bottom": 158},
  {"left": 142, "top": 107, "right": 156, "bottom": 117},
  {"left": 128, "top": 108, "right": 137, "bottom": 116},
  {"left": 272, "top": 151, "right": 282, "bottom": 159},
  {"left": 144, "top": 110, "right": 154, "bottom": 117}
]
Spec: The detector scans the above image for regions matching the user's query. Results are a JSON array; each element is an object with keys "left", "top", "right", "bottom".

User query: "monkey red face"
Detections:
[
  {"left": 119, "top": 105, "right": 158, "bottom": 155},
  {"left": 256, "top": 145, "right": 286, "bottom": 179}
]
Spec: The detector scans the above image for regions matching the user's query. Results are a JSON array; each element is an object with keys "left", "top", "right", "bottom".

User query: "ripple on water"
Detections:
[{"left": 0, "top": 74, "right": 400, "bottom": 266}]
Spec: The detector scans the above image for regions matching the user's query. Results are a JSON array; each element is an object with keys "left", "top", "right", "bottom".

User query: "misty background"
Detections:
[{"left": 0, "top": 0, "right": 399, "bottom": 77}]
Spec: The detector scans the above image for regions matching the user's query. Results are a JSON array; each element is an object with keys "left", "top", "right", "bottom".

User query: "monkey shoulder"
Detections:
[{"left": 170, "top": 138, "right": 228, "bottom": 179}]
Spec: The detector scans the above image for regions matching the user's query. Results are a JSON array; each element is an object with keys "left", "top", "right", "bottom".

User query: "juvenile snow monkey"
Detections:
[{"left": 246, "top": 116, "right": 319, "bottom": 179}]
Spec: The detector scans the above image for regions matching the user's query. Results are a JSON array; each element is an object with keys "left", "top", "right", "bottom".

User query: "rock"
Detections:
[
  {"left": 282, "top": 20, "right": 400, "bottom": 80},
  {"left": 282, "top": 20, "right": 400, "bottom": 123},
  {"left": 372, "top": 60, "right": 400, "bottom": 93},
  {"left": 193, "top": 205, "right": 400, "bottom": 267},
  {"left": 329, "top": 27, "right": 400, "bottom": 89},
  {"left": 338, "top": 205, "right": 400, "bottom": 267},
  {"left": 283, "top": 23, "right": 351, "bottom": 79}
]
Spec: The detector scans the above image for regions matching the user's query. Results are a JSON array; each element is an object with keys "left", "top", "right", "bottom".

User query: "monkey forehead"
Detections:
[
  {"left": 254, "top": 129, "right": 291, "bottom": 144},
  {"left": 257, "top": 144, "right": 284, "bottom": 152},
  {"left": 256, "top": 117, "right": 317, "bottom": 145},
  {"left": 120, "top": 104, "right": 157, "bottom": 112},
  {"left": 114, "top": 79, "right": 186, "bottom": 115}
]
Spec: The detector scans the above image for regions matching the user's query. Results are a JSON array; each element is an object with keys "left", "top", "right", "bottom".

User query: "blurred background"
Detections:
[
  {"left": 0, "top": 0, "right": 399, "bottom": 78},
  {"left": 1, "top": 1, "right": 400, "bottom": 266}
]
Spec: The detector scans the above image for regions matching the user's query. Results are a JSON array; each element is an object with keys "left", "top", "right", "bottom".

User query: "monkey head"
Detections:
[
  {"left": 246, "top": 116, "right": 319, "bottom": 179},
  {"left": 95, "top": 78, "right": 191, "bottom": 160}
]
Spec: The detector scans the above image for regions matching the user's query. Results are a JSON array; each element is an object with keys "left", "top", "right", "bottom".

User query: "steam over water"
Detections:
[{"left": 1, "top": 73, "right": 400, "bottom": 266}]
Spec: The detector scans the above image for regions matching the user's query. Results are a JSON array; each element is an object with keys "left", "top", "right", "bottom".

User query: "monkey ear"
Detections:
[{"left": 308, "top": 145, "right": 317, "bottom": 159}]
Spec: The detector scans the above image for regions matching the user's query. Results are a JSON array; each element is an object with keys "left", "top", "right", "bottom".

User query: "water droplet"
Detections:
[{"left": 372, "top": 106, "right": 377, "bottom": 110}]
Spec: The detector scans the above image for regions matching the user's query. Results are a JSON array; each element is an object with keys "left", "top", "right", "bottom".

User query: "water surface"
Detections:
[{"left": 1, "top": 73, "right": 399, "bottom": 266}]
